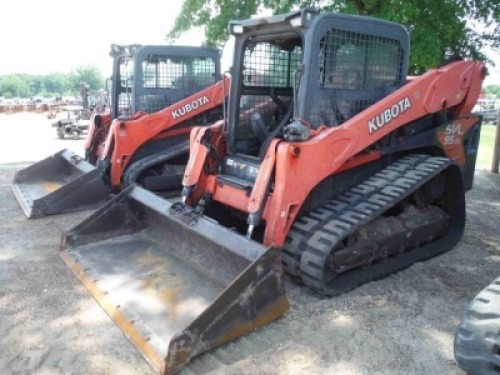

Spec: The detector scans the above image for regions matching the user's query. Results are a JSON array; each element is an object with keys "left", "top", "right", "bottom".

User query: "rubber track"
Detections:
[
  {"left": 122, "top": 141, "right": 189, "bottom": 188},
  {"left": 454, "top": 276, "right": 500, "bottom": 375},
  {"left": 282, "top": 154, "right": 456, "bottom": 296}
]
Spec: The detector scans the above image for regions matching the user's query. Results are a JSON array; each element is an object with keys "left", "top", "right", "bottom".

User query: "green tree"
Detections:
[
  {"left": 68, "top": 65, "right": 104, "bottom": 93},
  {"left": 43, "top": 72, "right": 70, "bottom": 95},
  {"left": 168, "top": 0, "right": 500, "bottom": 74},
  {"left": 0, "top": 68, "right": 105, "bottom": 98},
  {"left": 27, "top": 75, "right": 44, "bottom": 96},
  {"left": 0, "top": 75, "right": 29, "bottom": 98},
  {"left": 485, "top": 85, "right": 500, "bottom": 98}
]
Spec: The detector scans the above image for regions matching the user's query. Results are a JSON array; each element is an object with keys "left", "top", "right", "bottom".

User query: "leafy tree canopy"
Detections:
[
  {"left": 0, "top": 65, "right": 104, "bottom": 99},
  {"left": 168, "top": 0, "right": 500, "bottom": 74},
  {"left": 485, "top": 85, "right": 500, "bottom": 98},
  {"left": 0, "top": 75, "right": 30, "bottom": 99},
  {"left": 69, "top": 65, "right": 104, "bottom": 92}
]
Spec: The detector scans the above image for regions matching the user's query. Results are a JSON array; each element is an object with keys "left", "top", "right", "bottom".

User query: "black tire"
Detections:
[{"left": 454, "top": 276, "right": 500, "bottom": 375}]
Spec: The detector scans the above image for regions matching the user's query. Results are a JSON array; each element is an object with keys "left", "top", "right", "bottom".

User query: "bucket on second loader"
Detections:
[
  {"left": 60, "top": 185, "right": 289, "bottom": 374},
  {"left": 11, "top": 149, "right": 109, "bottom": 218}
]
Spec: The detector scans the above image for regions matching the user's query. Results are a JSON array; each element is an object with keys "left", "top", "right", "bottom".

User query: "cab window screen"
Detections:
[
  {"left": 235, "top": 41, "right": 302, "bottom": 149},
  {"left": 142, "top": 55, "right": 216, "bottom": 89},
  {"left": 310, "top": 29, "right": 403, "bottom": 128}
]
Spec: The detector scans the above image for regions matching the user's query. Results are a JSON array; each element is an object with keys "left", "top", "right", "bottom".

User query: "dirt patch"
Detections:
[
  {"left": 2, "top": 166, "right": 499, "bottom": 375},
  {"left": 1, "top": 113, "right": 499, "bottom": 374}
]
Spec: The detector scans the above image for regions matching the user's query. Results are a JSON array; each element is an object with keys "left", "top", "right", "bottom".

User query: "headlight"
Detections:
[
  {"left": 290, "top": 16, "right": 303, "bottom": 28},
  {"left": 231, "top": 24, "right": 244, "bottom": 34}
]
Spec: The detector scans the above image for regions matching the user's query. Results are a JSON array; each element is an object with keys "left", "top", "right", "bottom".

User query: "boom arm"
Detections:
[
  {"left": 261, "top": 60, "right": 485, "bottom": 246},
  {"left": 101, "top": 76, "right": 230, "bottom": 189},
  {"left": 183, "top": 61, "right": 485, "bottom": 247}
]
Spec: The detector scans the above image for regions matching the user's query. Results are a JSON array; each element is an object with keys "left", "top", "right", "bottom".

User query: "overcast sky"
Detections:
[
  {"left": 1, "top": 0, "right": 499, "bottom": 85},
  {"left": 0, "top": 0, "right": 204, "bottom": 76}
]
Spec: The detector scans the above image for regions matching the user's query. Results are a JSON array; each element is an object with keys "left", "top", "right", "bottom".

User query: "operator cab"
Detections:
[
  {"left": 226, "top": 9, "right": 409, "bottom": 159},
  {"left": 213, "top": 9, "right": 409, "bottom": 198},
  {"left": 235, "top": 36, "right": 301, "bottom": 156},
  {"left": 109, "top": 45, "right": 220, "bottom": 119}
]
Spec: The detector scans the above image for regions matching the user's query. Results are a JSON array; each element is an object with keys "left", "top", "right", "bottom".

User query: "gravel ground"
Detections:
[{"left": 0, "top": 113, "right": 499, "bottom": 375}]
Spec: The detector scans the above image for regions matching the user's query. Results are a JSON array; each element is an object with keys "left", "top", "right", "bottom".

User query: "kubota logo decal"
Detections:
[
  {"left": 368, "top": 96, "right": 412, "bottom": 134},
  {"left": 172, "top": 96, "right": 210, "bottom": 119}
]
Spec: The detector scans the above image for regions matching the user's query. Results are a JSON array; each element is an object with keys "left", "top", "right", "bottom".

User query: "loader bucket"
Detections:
[
  {"left": 60, "top": 185, "right": 290, "bottom": 374},
  {"left": 11, "top": 149, "right": 109, "bottom": 218}
]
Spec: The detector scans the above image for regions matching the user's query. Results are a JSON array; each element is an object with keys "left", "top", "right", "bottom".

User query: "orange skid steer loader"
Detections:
[
  {"left": 61, "top": 9, "right": 485, "bottom": 374},
  {"left": 12, "top": 45, "right": 226, "bottom": 218}
]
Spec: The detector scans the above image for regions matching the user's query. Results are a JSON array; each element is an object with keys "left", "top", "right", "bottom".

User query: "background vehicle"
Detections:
[
  {"left": 455, "top": 276, "right": 500, "bottom": 374},
  {"left": 482, "top": 109, "right": 498, "bottom": 124},
  {"left": 473, "top": 98, "right": 499, "bottom": 125},
  {"left": 12, "top": 45, "right": 224, "bottom": 218},
  {"left": 51, "top": 105, "right": 91, "bottom": 139},
  {"left": 61, "top": 9, "right": 485, "bottom": 374},
  {"left": 51, "top": 84, "right": 107, "bottom": 140}
]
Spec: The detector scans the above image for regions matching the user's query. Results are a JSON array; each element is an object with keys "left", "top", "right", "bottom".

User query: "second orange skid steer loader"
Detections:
[
  {"left": 12, "top": 45, "right": 227, "bottom": 218},
  {"left": 61, "top": 9, "right": 485, "bottom": 374}
]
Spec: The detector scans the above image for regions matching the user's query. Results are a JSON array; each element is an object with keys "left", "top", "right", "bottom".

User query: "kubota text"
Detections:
[
  {"left": 172, "top": 96, "right": 210, "bottom": 119},
  {"left": 368, "top": 96, "right": 412, "bottom": 134}
]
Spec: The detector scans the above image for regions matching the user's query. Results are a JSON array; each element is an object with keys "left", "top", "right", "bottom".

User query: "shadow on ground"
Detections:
[{"left": 0, "top": 164, "right": 499, "bottom": 375}]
